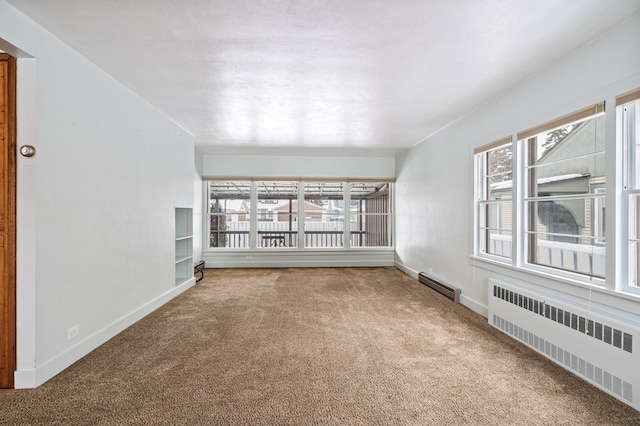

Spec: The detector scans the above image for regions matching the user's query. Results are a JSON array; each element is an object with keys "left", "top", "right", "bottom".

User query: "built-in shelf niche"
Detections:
[{"left": 175, "top": 207, "right": 193, "bottom": 286}]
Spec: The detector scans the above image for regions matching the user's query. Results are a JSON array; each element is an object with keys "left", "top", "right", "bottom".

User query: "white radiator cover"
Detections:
[{"left": 488, "top": 278, "right": 640, "bottom": 411}]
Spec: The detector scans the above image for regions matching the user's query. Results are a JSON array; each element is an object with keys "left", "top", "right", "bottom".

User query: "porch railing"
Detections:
[
  {"left": 489, "top": 234, "right": 605, "bottom": 277},
  {"left": 210, "top": 230, "right": 369, "bottom": 248}
]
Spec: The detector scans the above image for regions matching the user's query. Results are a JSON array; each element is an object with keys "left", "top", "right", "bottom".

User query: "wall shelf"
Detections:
[{"left": 175, "top": 207, "right": 193, "bottom": 286}]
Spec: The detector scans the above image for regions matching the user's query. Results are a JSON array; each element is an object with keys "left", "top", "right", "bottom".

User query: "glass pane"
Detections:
[
  {"left": 631, "top": 194, "right": 640, "bottom": 240},
  {"left": 527, "top": 197, "right": 606, "bottom": 277},
  {"left": 208, "top": 181, "right": 250, "bottom": 248},
  {"left": 209, "top": 181, "right": 250, "bottom": 208},
  {"left": 351, "top": 213, "right": 390, "bottom": 247},
  {"left": 487, "top": 145, "right": 513, "bottom": 183},
  {"left": 486, "top": 145, "right": 513, "bottom": 200},
  {"left": 630, "top": 241, "right": 640, "bottom": 288},
  {"left": 256, "top": 181, "right": 298, "bottom": 248},
  {"left": 529, "top": 232, "right": 605, "bottom": 278},
  {"left": 478, "top": 200, "right": 512, "bottom": 258},
  {"left": 624, "top": 101, "right": 639, "bottom": 289},
  {"left": 528, "top": 198, "right": 605, "bottom": 244},
  {"left": 484, "top": 201, "right": 512, "bottom": 232},
  {"left": 350, "top": 183, "right": 391, "bottom": 247},
  {"left": 630, "top": 194, "right": 640, "bottom": 287},
  {"left": 488, "top": 178, "right": 512, "bottom": 200},
  {"left": 527, "top": 114, "right": 605, "bottom": 197},
  {"left": 304, "top": 182, "right": 344, "bottom": 248},
  {"left": 622, "top": 102, "right": 639, "bottom": 189},
  {"left": 209, "top": 213, "right": 249, "bottom": 248},
  {"left": 479, "top": 229, "right": 512, "bottom": 258}
]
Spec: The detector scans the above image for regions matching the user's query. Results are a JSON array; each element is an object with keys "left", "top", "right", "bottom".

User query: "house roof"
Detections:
[{"left": 491, "top": 174, "right": 587, "bottom": 192}]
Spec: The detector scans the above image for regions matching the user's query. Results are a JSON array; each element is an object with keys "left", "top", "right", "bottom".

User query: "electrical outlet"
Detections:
[
  {"left": 428, "top": 268, "right": 433, "bottom": 275},
  {"left": 246, "top": 256, "right": 253, "bottom": 260},
  {"left": 66, "top": 325, "right": 79, "bottom": 340}
]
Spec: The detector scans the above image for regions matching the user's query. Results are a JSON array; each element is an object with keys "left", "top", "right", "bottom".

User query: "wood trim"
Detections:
[
  {"left": 473, "top": 136, "right": 512, "bottom": 154},
  {"left": 616, "top": 88, "right": 640, "bottom": 106},
  {"left": 517, "top": 102, "right": 605, "bottom": 141},
  {"left": 0, "top": 53, "right": 17, "bottom": 389}
]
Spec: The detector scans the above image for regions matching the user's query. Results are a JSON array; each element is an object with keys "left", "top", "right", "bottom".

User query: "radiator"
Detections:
[
  {"left": 418, "top": 272, "right": 460, "bottom": 303},
  {"left": 488, "top": 278, "right": 640, "bottom": 411}
]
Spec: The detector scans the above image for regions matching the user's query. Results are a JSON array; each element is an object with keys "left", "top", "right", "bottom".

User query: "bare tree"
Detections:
[
  {"left": 543, "top": 124, "right": 575, "bottom": 153},
  {"left": 210, "top": 199, "right": 227, "bottom": 247},
  {"left": 488, "top": 146, "right": 512, "bottom": 184}
]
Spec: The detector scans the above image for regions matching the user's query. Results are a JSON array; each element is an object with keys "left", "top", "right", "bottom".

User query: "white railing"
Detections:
[
  {"left": 211, "top": 221, "right": 369, "bottom": 248},
  {"left": 490, "top": 234, "right": 605, "bottom": 276}
]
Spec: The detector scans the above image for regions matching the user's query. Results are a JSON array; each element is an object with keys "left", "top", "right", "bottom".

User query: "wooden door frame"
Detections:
[{"left": 0, "top": 52, "right": 17, "bottom": 389}]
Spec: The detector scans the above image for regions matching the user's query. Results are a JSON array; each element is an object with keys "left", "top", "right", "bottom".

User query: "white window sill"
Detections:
[{"left": 469, "top": 254, "right": 640, "bottom": 312}]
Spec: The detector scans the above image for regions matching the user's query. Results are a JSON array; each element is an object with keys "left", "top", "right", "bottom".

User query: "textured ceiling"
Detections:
[{"left": 6, "top": 0, "right": 640, "bottom": 154}]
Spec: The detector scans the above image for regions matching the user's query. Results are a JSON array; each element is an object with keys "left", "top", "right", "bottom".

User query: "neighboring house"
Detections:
[
  {"left": 535, "top": 115, "right": 606, "bottom": 244},
  {"left": 211, "top": 199, "right": 327, "bottom": 223},
  {"left": 490, "top": 116, "right": 605, "bottom": 244},
  {"left": 272, "top": 200, "right": 326, "bottom": 222},
  {"left": 211, "top": 199, "right": 249, "bottom": 221}
]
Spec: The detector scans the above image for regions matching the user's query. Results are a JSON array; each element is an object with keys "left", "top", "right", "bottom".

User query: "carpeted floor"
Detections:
[{"left": 1, "top": 267, "right": 639, "bottom": 425}]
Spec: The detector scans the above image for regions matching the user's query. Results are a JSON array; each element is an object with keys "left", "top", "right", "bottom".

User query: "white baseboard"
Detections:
[
  {"left": 14, "top": 277, "right": 196, "bottom": 388},
  {"left": 394, "top": 261, "right": 419, "bottom": 279},
  {"left": 204, "top": 249, "right": 395, "bottom": 269},
  {"left": 460, "top": 294, "right": 488, "bottom": 317},
  {"left": 395, "top": 260, "right": 488, "bottom": 318}
]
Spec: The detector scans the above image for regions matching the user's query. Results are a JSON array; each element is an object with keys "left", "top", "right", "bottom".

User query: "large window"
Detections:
[
  {"left": 256, "top": 181, "right": 298, "bottom": 248},
  {"left": 523, "top": 108, "right": 606, "bottom": 277},
  {"left": 350, "top": 182, "right": 391, "bottom": 248},
  {"left": 208, "top": 181, "right": 250, "bottom": 248},
  {"left": 475, "top": 138, "right": 513, "bottom": 259},
  {"left": 206, "top": 180, "right": 393, "bottom": 250},
  {"left": 474, "top": 102, "right": 608, "bottom": 282},
  {"left": 620, "top": 90, "right": 640, "bottom": 290},
  {"left": 303, "top": 182, "right": 345, "bottom": 248}
]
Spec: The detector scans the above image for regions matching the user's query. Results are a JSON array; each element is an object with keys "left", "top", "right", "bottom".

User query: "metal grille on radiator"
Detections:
[
  {"left": 492, "top": 314, "right": 633, "bottom": 403},
  {"left": 493, "top": 284, "right": 633, "bottom": 353}
]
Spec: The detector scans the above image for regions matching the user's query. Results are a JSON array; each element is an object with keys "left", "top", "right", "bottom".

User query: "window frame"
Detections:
[
  {"left": 522, "top": 111, "right": 606, "bottom": 281},
  {"left": 474, "top": 137, "right": 514, "bottom": 261},
  {"left": 349, "top": 182, "right": 393, "bottom": 248},
  {"left": 618, "top": 89, "right": 640, "bottom": 295},
  {"left": 474, "top": 101, "right": 615, "bottom": 288},
  {"left": 205, "top": 179, "right": 394, "bottom": 251},
  {"left": 207, "top": 180, "right": 251, "bottom": 249}
]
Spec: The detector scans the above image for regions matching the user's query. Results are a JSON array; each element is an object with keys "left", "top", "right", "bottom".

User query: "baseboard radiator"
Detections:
[
  {"left": 418, "top": 272, "right": 460, "bottom": 303},
  {"left": 488, "top": 278, "right": 639, "bottom": 411}
]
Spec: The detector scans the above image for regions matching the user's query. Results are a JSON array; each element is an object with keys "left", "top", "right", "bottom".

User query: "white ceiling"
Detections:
[{"left": 6, "top": 0, "right": 640, "bottom": 154}]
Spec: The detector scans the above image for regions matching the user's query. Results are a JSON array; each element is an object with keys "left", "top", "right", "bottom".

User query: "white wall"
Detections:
[
  {"left": 0, "top": 1, "right": 197, "bottom": 387},
  {"left": 395, "top": 15, "right": 640, "bottom": 316},
  {"left": 203, "top": 154, "right": 395, "bottom": 179}
]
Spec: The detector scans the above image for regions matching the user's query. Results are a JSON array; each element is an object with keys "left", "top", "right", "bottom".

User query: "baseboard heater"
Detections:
[
  {"left": 488, "top": 278, "right": 640, "bottom": 411},
  {"left": 418, "top": 272, "right": 460, "bottom": 303}
]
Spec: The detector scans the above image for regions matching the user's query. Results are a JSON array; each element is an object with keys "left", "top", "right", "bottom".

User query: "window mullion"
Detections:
[
  {"left": 526, "top": 136, "right": 538, "bottom": 267},
  {"left": 297, "top": 181, "right": 304, "bottom": 249},
  {"left": 344, "top": 182, "right": 351, "bottom": 249},
  {"left": 249, "top": 181, "right": 257, "bottom": 249},
  {"left": 513, "top": 135, "right": 523, "bottom": 268},
  {"left": 605, "top": 95, "right": 620, "bottom": 291}
]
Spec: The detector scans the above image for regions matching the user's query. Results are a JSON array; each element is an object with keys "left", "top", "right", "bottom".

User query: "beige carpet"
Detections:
[{"left": 1, "top": 267, "right": 639, "bottom": 425}]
